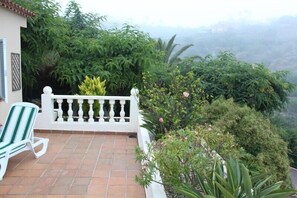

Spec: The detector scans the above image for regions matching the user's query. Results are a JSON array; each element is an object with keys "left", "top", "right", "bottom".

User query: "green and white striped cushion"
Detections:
[
  {"left": 0, "top": 141, "right": 26, "bottom": 159},
  {"left": 0, "top": 105, "right": 36, "bottom": 143}
]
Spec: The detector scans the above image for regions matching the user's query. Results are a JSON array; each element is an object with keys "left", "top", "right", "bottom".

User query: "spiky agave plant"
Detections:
[{"left": 175, "top": 158, "right": 296, "bottom": 198}]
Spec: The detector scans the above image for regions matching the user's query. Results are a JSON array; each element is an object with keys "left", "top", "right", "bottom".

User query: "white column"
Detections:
[
  {"left": 99, "top": 99, "right": 105, "bottom": 122},
  {"left": 78, "top": 99, "right": 84, "bottom": 122},
  {"left": 67, "top": 99, "right": 73, "bottom": 122},
  {"left": 119, "top": 99, "right": 126, "bottom": 122},
  {"left": 88, "top": 99, "right": 94, "bottom": 122},
  {"left": 130, "top": 88, "right": 139, "bottom": 131},
  {"left": 35, "top": 86, "right": 55, "bottom": 129},
  {"left": 57, "top": 99, "right": 63, "bottom": 122},
  {"left": 109, "top": 99, "right": 115, "bottom": 123},
  {"left": 40, "top": 86, "right": 55, "bottom": 122}
]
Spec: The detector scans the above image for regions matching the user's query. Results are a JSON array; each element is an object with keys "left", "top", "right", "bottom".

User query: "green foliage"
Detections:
[
  {"left": 95, "top": 26, "right": 161, "bottom": 95},
  {"left": 53, "top": 24, "right": 161, "bottom": 95},
  {"left": 183, "top": 52, "right": 295, "bottom": 114},
  {"left": 17, "top": 0, "right": 162, "bottom": 98},
  {"left": 175, "top": 158, "right": 296, "bottom": 198},
  {"left": 199, "top": 98, "right": 291, "bottom": 187},
  {"left": 14, "top": 0, "right": 68, "bottom": 98},
  {"left": 64, "top": 0, "right": 105, "bottom": 36},
  {"left": 271, "top": 109, "right": 297, "bottom": 168},
  {"left": 140, "top": 69, "right": 206, "bottom": 139},
  {"left": 135, "top": 128, "right": 241, "bottom": 192},
  {"left": 157, "top": 34, "right": 193, "bottom": 65},
  {"left": 78, "top": 76, "right": 106, "bottom": 117},
  {"left": 78, "top": 76, "right": 106, "bottom": 96}
]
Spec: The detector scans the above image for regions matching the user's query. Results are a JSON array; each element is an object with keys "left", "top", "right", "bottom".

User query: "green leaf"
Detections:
[{"left": 240, "top": 164, "right": 252, "bottom": 197}]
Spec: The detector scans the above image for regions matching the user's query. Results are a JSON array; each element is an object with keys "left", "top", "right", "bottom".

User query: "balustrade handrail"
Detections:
[
  {"left": 52, "top": 95, "right": 131, "bottom": 100},
  {"left": 34, "top": 86, "right": 139, "bottom": 133}
]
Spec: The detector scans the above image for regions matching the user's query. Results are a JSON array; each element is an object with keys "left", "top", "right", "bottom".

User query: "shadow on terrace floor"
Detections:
[{"left": 0, "top": 131, "right": 145, "bottom": 198}]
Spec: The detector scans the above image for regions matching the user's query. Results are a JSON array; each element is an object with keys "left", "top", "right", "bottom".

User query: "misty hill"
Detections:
[{"left": 141, "top": 16, "right": 297, "bottom": 75}]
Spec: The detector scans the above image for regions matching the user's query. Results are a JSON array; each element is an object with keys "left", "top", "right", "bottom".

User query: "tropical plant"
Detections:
[
  {"left": 176, "top": 158, "right": 296, "bottom": 198},
  {"left": 157, "top": 34, "right": 193, "bottom": 65}
]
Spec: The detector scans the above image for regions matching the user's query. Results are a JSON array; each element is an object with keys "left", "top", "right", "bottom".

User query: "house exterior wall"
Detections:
[{"left": 0, "top": 7, "right": 27, "bottom": 123}]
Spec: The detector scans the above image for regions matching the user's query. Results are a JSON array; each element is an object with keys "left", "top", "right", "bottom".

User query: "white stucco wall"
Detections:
[{"left": 0, "top": 7, "right": 27, "bottom": 123}]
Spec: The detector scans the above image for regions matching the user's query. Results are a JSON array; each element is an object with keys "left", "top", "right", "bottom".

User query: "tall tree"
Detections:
[
  {"left": 182, "top": 52, "right": 295, "bottom": 114},
  {"left": 64, "top": 0, "right": 105, "bottom": 37},
  {"left": 14, "top": 0, "right": 68, "bottom": 99}
]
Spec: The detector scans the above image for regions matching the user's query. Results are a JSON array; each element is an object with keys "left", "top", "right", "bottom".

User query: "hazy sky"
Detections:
[{"left": 58, "top": 0, "right": 297, "bottom": 28}]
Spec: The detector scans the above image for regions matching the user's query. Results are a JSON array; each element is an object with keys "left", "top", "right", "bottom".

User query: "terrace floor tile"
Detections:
[{"left": 0, "top": 131, "right": 145, "bottom": 197}]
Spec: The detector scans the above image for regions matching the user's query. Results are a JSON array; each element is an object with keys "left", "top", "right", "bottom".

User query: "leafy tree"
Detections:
[
  {"left": 182, "top": 52, "right": 295, "bottom": 114},
  {"left": 14, "top": 0, "right": 68, "bottom": 99},
  {"left": 157, "top": 34, "right": 193, "bottom": 65},
  {"left": 64, "top": 0, "right": 105, "bottom": 37},
  {"left": 53, "top": 25, "right": 161, "bottom": 95}
]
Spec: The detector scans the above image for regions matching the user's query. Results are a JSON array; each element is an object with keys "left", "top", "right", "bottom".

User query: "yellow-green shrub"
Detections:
[{"left": 78, "top": 76, "right": 106, "bottom": 117}]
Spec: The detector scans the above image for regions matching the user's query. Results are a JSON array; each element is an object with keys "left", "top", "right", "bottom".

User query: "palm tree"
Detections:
[{"left": 157, "top": 34, "right": 193, "bottom": 65}]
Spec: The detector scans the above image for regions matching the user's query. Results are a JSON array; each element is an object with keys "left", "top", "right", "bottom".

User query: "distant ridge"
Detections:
[{"left": 138, "top": 16, "right": 297, "bottom": 74}]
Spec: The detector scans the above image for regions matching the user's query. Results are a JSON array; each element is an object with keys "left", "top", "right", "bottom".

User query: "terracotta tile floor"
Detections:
[{"left": 0, "top": 131, "right": 145, "bottom": 198}]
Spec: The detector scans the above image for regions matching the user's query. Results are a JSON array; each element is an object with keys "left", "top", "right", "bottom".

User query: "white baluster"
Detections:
[
  {"left": 78, "top": 99, "right": 84, "bottom": 122},
  {"left": 67, "top": 99, "right": 73, "bottom": 122},
  {"left": 120, "top": 100, "right": 126, "bottom": 122},
  {"left": 99, "top": 99, "right": 105, "bottom": 122},
  {"left": 109, "top": 99, "right": 115, "bottom": 123},
  {"left": 57, "top": 99, "right": 63, "bottom": 122},
  {"left": 88, "top": 99, "right": 94, "bottom": 122}
]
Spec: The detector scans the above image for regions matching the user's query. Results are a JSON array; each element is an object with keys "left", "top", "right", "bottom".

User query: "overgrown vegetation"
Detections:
[
  {"left": 141, "top": 69, "right": 206, "bottom": 139},
  {"left": 135, "top": 128, "right": 242, "bottom": 193},
  {"left": 199, "top": 98, "right": 291, "bottom": 186},
  {"left": 15, "top": 0, "right": 161, "bottom": 98},
  {"left": 181, "top": 52, "right": 295, "bottom": 114},
  {"left": 14, "top": 0, "right": 297, "bottom": 196}
]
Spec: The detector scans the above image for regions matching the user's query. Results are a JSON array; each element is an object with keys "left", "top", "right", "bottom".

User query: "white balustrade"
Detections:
[
  {"left": 35, "top": 86, "right": 139, "bottom": 133},
  {"left": 77, "top": 99, "right": 84, "bottom": 122},
  {"left": 67, "top": 99, "right": 73, "bottom": 122},
  {"left": 56, "top": 99, "right": 63, "bottom": 122},
  {"left": 88, "top": 99, "right": 94, "bottom": 123},
  {"left": 99, "top": 99, "right": 105, "bottom": 123},
  {"left": 119, "top": 100, "right": 126, "bottom": 123},
  {"left": 109, "top": 99, "right": 115, "bottom": 123}
]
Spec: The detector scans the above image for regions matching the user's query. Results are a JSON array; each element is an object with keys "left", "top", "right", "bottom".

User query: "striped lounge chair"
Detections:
[{"left": 0, "top": 102, "right": 49, "bottom": 180}]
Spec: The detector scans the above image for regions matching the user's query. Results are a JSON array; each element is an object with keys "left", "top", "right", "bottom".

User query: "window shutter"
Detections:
[{"left": 0, "top": 40, "right": 5, "bottom": 100}]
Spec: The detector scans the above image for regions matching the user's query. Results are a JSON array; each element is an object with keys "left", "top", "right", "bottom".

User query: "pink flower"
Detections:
[
  {"left": 159, "top": 117, "right": 164, "bottom": 123},
  {"left": 183, "top": 91, "right": 190, "bottom": 98}
]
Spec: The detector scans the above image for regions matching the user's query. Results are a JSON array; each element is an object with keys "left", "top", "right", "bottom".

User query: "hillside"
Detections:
[{"left": 141, "top": 16, "right": 297, "bottom": 75}]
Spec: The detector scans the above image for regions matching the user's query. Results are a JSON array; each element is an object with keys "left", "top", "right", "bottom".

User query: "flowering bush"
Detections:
[{"left": 140, "top": 69, "right": 207, "bottom": 138}]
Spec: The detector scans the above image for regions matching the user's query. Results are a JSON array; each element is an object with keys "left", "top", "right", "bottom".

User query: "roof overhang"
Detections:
[{"left": 0, "top": 0, "right": 35, "bottom": 18}]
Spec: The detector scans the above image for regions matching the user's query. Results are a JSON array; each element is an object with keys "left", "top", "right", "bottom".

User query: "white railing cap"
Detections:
[{"left": 43, "top": 86, "right": 52, "bottom": 94}]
